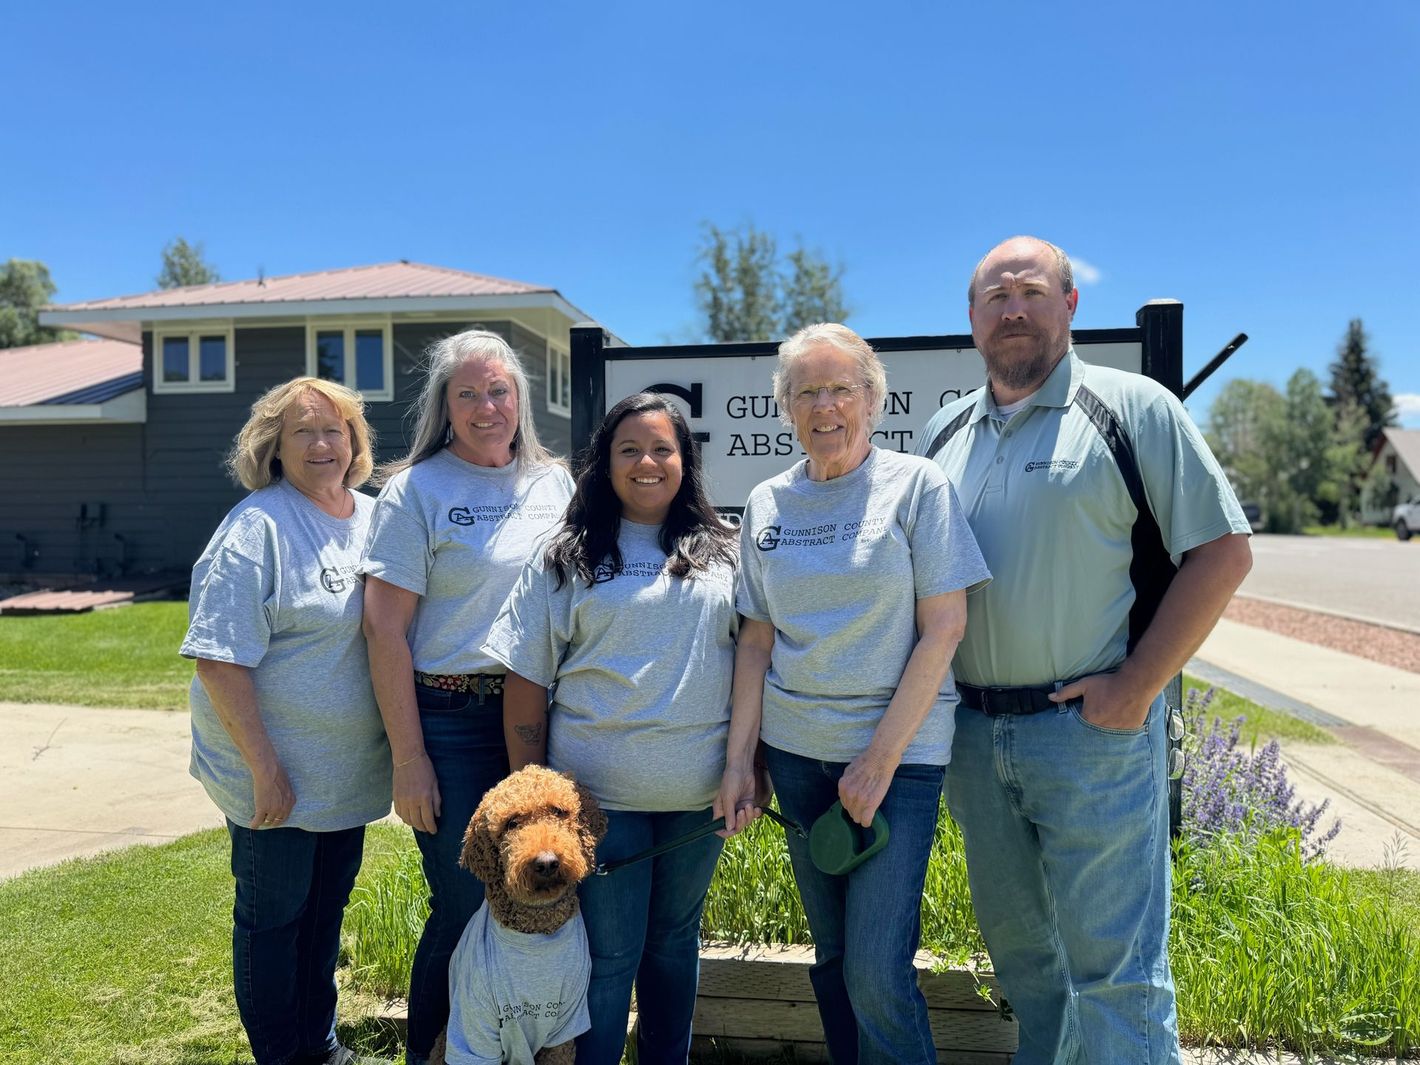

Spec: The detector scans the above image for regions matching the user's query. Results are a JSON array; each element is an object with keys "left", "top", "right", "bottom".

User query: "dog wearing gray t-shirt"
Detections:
[{"left": 431, "top": 766, "right": 607, "bottom": 1065}]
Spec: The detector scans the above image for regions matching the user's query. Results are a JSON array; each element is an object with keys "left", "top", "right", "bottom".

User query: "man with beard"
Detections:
[{"left": 916, "top": 236, "right": 1252, "bottom": 1064}]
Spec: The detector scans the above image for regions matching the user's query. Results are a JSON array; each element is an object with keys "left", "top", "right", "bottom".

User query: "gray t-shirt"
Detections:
[
  {"left": 359, "top": 450, "right": 574, "bottom": 674},
  {"left": 446, "top": 900, "right": 591, "bottom": 1065},
  {"left": 483, "top": 520, "right": 737, "bottom": 811},
  {"left": 181, "top": 480, "right": 392, "bottom": 832},
  {"left": 737, "top": 447, "right": 990, "bottom": 766}
]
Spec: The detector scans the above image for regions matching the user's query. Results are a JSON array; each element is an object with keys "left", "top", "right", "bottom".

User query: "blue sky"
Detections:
[{"left": 5, "top": 1, "right": 1417, "bottom": 427}]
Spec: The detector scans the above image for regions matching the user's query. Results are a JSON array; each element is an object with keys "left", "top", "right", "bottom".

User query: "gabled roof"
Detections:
[
  {"left": 38, "top": 261, "right": 596, "bottom": 344},
  {"left": 1380, "top": 428, "right": 1420, "bottom": 479},
  {"left": 0, "top": 338, "right": 142, "bottom": 406},
  {"left": 47, "top": 261, "right": 551, "bottom": 312}
]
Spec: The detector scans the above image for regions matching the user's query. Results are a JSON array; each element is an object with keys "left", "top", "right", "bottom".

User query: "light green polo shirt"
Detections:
[{"left": 917, "top": 349, "right": 1249, "bottom": 688}]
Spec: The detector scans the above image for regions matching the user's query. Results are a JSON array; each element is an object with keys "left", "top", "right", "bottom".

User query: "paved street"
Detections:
[{"left": 1240, "top": 533, "right": 1420, "bottom": 631}]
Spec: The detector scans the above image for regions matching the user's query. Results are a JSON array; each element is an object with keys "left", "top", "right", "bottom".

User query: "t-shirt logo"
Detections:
[
  {"left": 1025, "top": 459, "right": 1080, "bottom": 473},
  {"left": 320, "top": 567, "right": 347, "bottom": 593},
  {"left": 755, "top": 526, "right": 781, "bottom": 551},
  {"left": 592, "top": 561, "right": 618, "bottom": 583},
  {"left": 448, "top": 506, "right": 476, "bottom": 526}
]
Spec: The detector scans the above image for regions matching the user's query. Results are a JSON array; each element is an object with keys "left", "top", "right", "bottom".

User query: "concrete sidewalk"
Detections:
[
  {"left": 1193, "top": 618, "right": 1420, "bottom": 870},
  {"left": 0, "top": 702, "right": 224, "bottom": 879}
]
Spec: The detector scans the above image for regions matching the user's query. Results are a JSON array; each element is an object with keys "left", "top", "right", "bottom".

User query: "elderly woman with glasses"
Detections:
[{"left": 715, "top": 323, "right": 990, "bottom": 1065}]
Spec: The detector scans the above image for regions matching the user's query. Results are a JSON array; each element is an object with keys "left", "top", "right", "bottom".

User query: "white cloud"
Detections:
[
  {"left": 1070, "top": 257, "right": 1102, "bottom": 285},
  {"left": 1396, "top": 393, "right": 1420, "bottom": 427}
]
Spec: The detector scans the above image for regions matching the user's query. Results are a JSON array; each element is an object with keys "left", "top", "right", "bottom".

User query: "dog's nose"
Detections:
[{"left": 533, "top": 852, "right": 561, "bottom": 877}]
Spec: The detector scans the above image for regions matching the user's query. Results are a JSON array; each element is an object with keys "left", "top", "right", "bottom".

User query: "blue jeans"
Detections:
[
  {"left": 945, "top": 693, "right": 1179, "bottom": 1065},
  {"left": 226, "top": 820, "right": 365, "bottom": 1065},
  {"left": 575, "top": 807, "right": 724, "bottom": 1065},
  {"left": 405, "top": 684, "right": 509, "bottom": 1065},
  {"left": 762, "top": 745, "right": 945, "bottom": 1065}
]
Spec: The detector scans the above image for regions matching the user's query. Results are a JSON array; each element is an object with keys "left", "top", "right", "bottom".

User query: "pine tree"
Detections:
[{"left": 1328, "top": 318, "right": 1395, "bottom": 454}]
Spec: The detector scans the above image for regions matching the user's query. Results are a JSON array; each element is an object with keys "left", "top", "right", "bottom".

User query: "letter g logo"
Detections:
[
  {"left": 448, "top": 506, "right": 476, "bottom": 526},
  {"left": 755, "top": 526, "right": 781, "bottom": 551}
]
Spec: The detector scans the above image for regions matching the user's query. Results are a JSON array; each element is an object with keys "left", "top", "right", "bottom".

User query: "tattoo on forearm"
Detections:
[{"left": 514, "top": 722, "right": 545, "bottom": 746}]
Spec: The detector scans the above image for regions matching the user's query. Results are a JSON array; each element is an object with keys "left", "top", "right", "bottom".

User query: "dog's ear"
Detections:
[
  {"left": 574, "top": 779, "right": 608, "bottom": 847},
  {"left": 461, "top": 804, "right": 500, "bottom": 882}
]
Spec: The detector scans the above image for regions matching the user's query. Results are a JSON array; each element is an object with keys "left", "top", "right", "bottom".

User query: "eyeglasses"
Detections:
[{"left": 790, "top": 384, "right": 862, "bottom": 408}]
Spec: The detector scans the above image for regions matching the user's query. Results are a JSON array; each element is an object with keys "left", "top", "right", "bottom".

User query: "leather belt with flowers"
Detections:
[{"left": 414, "top": 672, "right": 505, "bottom": 696}]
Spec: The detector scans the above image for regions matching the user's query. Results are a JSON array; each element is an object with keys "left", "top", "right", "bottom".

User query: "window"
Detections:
[
  {"left": 152, "top": 328, "right": 235, "bottom": 393},
  {"left": 547, "top": 344, "right": 571, "bottom": 416},
  {"left": 306, "top": 321, "right": 394, "bottom": 401}
]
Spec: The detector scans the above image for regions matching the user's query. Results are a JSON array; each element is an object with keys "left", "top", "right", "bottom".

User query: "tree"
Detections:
[
  {"left": 1328, "top": 318, "right": 1395, "bottom": 454},
  {"left": 693, "top": 223, "right": 849, "bottom": 342},
  {"left": 1207, "top": 370, "right": 1351, "bottom": 533},
  {"left": 1275, "top": 369, "right": 1337, "bottom": 531},
  {"left": 781, "top": 247, "right": 849, "bottom": 332},
  {"left": 695, "top": 224, "right": 780, "bottom": 343},
  {"left": 1320, "top": 399, "right": 1369, "bottom": 526},
  {"left": 0, "top": 259, "right": 69, "bottom": 349},
  {"left": 157, "top": 237, "right": 220, "bottom": 289},
  {"left": 1208, "top": 378, "right": 1288, "bottom": 523}
]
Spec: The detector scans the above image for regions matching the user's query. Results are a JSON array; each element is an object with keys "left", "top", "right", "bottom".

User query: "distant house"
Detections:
[
  {"left": 2, "top": 262, "right": 605, "bottom": 580},
  {"left": 1361, "top": 428, "right": 1420, "bottom": 524}
]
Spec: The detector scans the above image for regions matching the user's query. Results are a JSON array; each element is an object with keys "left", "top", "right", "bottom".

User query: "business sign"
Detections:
[{"left": 572, "top": 305, "right": 1181, "bottom": 511}]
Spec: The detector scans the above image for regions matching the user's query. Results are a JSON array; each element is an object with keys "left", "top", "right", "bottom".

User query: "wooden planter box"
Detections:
[{"left": 691, "top": 943, "right": 1018, "bottom": 1063}]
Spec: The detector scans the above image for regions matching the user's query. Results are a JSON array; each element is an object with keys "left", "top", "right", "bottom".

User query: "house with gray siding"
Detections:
[{"left": 3, "top": 261, "right": 606, "bottom": 581}]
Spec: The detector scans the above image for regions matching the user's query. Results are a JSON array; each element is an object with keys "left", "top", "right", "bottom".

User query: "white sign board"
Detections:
[{"left": 604, "top": 340, "right": 1143, "bottom": 509}]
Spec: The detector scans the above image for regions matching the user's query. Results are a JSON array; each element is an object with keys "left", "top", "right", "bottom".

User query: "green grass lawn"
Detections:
[
  {"left": 0, "top": 825, "right": 412, "bottom": 1065},
  {"left": 1302, "top": 523, "right": 1400, "bottom": 539},
  {"left": 1183, "top": 673, "right": 1334, "bottom": 746},
  {"left": 0, "top": 601, "right": 193, "bottom": 709}
]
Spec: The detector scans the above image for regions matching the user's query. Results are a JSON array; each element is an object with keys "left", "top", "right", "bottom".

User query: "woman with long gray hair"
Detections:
[{"left": 359, "top": 329, "right": 573, "bottom": 1065}]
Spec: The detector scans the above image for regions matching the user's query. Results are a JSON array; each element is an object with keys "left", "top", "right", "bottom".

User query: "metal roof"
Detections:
[
  {"left": 0, "top": 338, "right": 142, "bottom": 406},
  {"left": 46, "top": 260, "right": 550, "bottom": 313}
]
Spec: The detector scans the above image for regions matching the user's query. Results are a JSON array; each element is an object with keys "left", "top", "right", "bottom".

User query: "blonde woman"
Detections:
[{"left": 182, "top": 376, "right": 389, "bottom": 1065}]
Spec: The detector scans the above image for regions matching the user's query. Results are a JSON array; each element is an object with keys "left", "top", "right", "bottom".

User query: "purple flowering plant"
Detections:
[{"left": 1180, "top": 687, "right": 1341, "bottom": 862}]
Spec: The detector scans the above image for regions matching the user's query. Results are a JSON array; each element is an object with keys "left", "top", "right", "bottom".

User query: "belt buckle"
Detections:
[{"left": 979, "top": 686, "right": 1009, "bottom": 717}]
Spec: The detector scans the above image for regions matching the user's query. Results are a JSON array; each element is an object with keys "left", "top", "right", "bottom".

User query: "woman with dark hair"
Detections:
[{"left": 483, "top": 392, "right": 740, "bottom": 1065}]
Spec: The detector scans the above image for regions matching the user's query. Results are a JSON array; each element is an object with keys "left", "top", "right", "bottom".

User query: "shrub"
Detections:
[{"left": 1180, "top": 688, "right": 1341, "bottom": 861}]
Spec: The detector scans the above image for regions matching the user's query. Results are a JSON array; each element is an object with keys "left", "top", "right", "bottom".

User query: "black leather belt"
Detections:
[{"left": 958, "top": 682, "right": 1064, "bottom": 717}]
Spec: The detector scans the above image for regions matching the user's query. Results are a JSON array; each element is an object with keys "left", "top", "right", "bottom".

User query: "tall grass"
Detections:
[
  {"left": 701, "top": 811, "right": 810, "bottom": 946},
  {"left": 342, "top": 835, "right": 428, "bottom": 996},
  {"left": 1172, "top": 829, "right": 1420, "bottom": 1057}
]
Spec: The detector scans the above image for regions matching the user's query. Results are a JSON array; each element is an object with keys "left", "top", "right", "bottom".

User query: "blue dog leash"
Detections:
[{"left": 593, "top": 807, "right": 806, "bottom": 876}]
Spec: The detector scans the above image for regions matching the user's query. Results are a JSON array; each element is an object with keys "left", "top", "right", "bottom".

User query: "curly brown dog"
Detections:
[{"left": 430, "top": 765, "right": 607, "bottom": 1065}]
